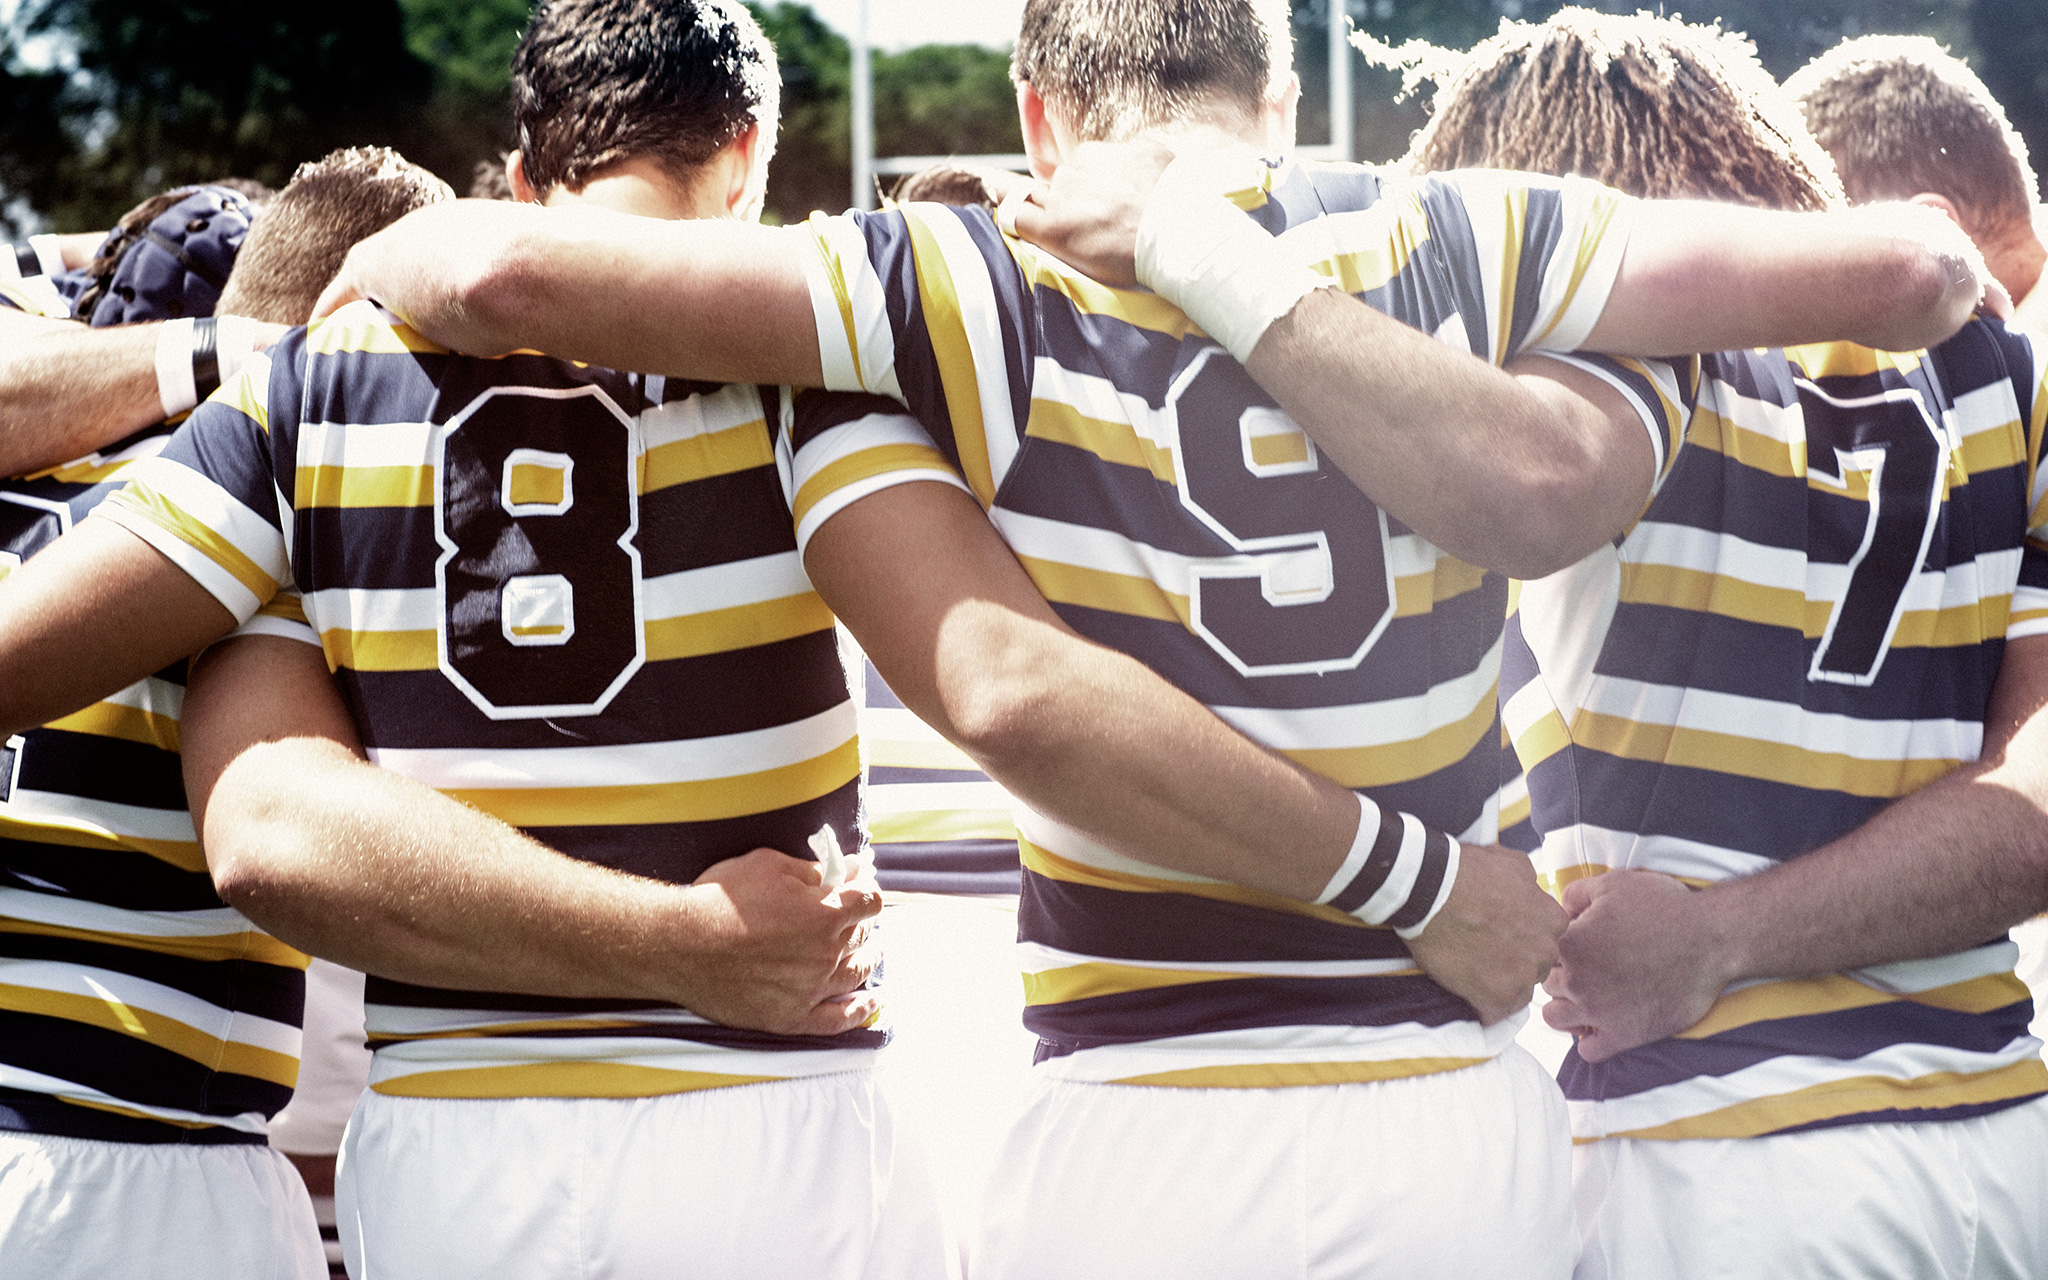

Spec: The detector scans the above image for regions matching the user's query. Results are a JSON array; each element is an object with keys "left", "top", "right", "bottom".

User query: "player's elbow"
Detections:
[
  {"left": 930, "top": 609, "right": 1066, "bottom": 778},
  {"left": 1851, "top": 231, "right": 1978, "bottom": 353},
  {"left": 201, "top": 743, "right": 325, "bottom": 915}
]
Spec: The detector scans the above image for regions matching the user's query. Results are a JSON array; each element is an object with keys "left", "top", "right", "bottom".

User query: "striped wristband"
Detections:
[{"left": 1313, "top": 792, "right": 1462, "bottom": 939}]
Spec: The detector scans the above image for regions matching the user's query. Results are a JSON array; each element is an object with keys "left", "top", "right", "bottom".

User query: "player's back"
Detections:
[
  {"left": 1505, "top": 316, "right": 2048, "bottom": 1141},
  {"left": 106, "top": 303, "right": 881, "bottom": 1103},
  {"left": 794, "top": 160, "right": 1677, "bottom": 1085}
]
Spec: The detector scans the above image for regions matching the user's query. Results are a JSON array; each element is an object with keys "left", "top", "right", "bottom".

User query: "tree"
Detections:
[
  {"left": 395, "top": 0, "right": 529, "bottom": 190},
  {"left": 0, "top": 26, "right": 76, "bottom": 236},
  {"left": 1973, "top": 0, "right": 2048, "bottom": 201}
]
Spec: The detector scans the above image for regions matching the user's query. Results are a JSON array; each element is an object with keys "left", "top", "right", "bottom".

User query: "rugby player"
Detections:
[
  {"left": 1409, "top": 11, "right": 2048, "bottom": 1276},
  {"left": 0, "top": 149, "right": 449, "bottom": 1280}
]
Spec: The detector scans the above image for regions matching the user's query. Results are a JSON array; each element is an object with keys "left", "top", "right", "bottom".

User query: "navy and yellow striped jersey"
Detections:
[
  {"left": 790, "top": 162, "right": 1682, "bottom": 1086},
  {"left": 1504, "top": 319, "right": 2048, "bottom": 1141},
  {"left": 99, "top": 302, "right": 884, "bottom": 1101},
  {"left": 1, "top": 427, "right": 311, "bottom": 1144}
]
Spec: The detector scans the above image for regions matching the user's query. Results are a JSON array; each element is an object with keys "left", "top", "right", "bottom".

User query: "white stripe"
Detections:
[
  {"left": 225, "top": 612, "right": 321, "bottom": 647},
  {"left": 0, "top": 888, "right": 256, "bottom": 939},
  {"left": 1852, "top": 939, "right": 2021, "bottom": 995},
  {"left": 79, "top": 675, "right": 185, "bottom": 724},
  {"left": 859, "top": 705, "right": 960, "bottom": 743},
  {"left": 1575, "top": 676, "right": 1982, "bottom": 762},
  {"left": 1351, "top": 811, "right": 1427, "bottom": 924},
  {"left": 1, "top": 789, "right": 196, "bottom": 843},
  {"left": 119, "top": 457, "right": 290, "bottom": 585},
  {"left": 364, "top": 1003, "right": 713, "bottom": 1037},
  {"left": 0, "top": 1064, "right": 268, "bottom": 1134},
  {"left": 1312, "top": 793, "right": 1379, "bottom": 905},
  {"left": 0, "top": 959, "right": 300, "bottom": 1057},
  {"left": 1525, "top": 177, "right": 1635, "bottom": 355},
  {"left": 366, "top": 699, "right": 858, "bottom": 789},
  {"left": 643, "top": 551, "right": 814, "bottom": 619},
  {"left": 1623, "top": 520, "right": 2022, "bottom": 616},
  {"left": 298, "top": 418, "right": 435, "bottom": 470},
  {"left": 1016, "top": 940, "right": 1411, "bottom": 980},
  {"left": 639, "top": 382, "right": 771, "bottom": 450},
  {"left": 1572, "top": 1035, "right": 2045, "bottom": 1139},
  {"left": 367, "top": 1034, "right": 877, "bottom": 1086},
  {"left": 864, "top": 780, "right": 1013, "bottom": 814},
  {"left": 1031, "top": 358, "right": 1179, "bottom": 456},
  {"left": 1036, "top": 1015, "right": 1519, "bottom": 1084},
  {"left": 1531, "top": 823, "right": 1777, "bottom": 883},
  {"left": 1205, "top": 635, "right": 1503, "bottom": 751},
  {"left": 303, "top": 585, "right": 437, "bottom": 635},
  {"left": 796, "top": 468, "right": 970, "bottom": 554},
  {"left": 804, "top": 215, "right": 902, "bottom": 401}
]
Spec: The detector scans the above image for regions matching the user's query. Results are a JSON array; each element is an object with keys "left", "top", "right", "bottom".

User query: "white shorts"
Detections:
[
  {"left": 2012, "top": 916, "right": 2048, "bottom": 1045},
  {"left": 969, "top": 1044, "right": 1575, "bottom": 1280},
  {"left": 1573, "top": 1094, "right": 2048, "bottom": 1279},
  {"left": 337, "top": 1068, "right": 957, "bottom": 1280},
  {"left": 267, "top": 958, "right": 372, "bottom": 1157},
  {"left": 0, "top": 1130, "right": 325, "bottom": 1280}
]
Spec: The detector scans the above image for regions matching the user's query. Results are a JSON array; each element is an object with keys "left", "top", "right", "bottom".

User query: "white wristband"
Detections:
[
  {"left": 213, "top": 315, "right": 268, "bottom": 388},
  {"left": 1134, "top": 153, "right": 1328, "bottom": 364},
  {"left": 1391, "top": 837, "right": 1460, "bottom": 941},
  {"left": 27, "top": 234, "right": 67, "bottom": 280},
  {"left": 154, "top": 317, "right": 201, "bottom": 420},
  {"left": 1313, "top": 791, "right": 1461, "bottom": 936}
]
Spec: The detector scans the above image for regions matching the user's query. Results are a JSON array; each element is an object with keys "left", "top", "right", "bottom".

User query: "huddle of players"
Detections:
[{"left": 1, "top": 1, "right": 2045, "bottom": 1278}]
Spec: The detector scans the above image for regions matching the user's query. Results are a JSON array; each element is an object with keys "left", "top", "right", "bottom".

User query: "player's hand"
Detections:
[
  {"left": 1541, "top": 869, "right": 1736, "bottom": 1062},
  {"left": 1001, "top": 138, "right": 1177, "bottom": 287},
  {"left": 1403, "top": 843, "right": 1567, "bottom": 1025},
  {"left": 674, "top": 846, "right": 884, "bottom": 1037}
]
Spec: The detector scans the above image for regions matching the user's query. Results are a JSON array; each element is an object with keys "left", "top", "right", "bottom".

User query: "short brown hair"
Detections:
[
  {"left": 216, "top": 147, "right": 454, "bottom": 325},
  {"left": 1012, "top": 0, "right": 1292, "bottom": 143},
  {"left": 891, "top": 162, "right": 1012, "bottom": 209},
  {"left": 511, "top": 0, "right": 779, "bottom": 196},
  {"left": 1406, "top": 9, "right": 1841, "bottom": 212},
  {"left": 1787, "top": 36, "right": 2037, "bottom": 233}
]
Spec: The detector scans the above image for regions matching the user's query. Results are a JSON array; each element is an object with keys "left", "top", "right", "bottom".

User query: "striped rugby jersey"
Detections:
[
  {"left": 99, "top": 303, "right": 885, "bottom": 1101},
  {"left": 2, "top": 427, "right": 311, "bottom": 1144},
  {"left": 789, "top": 162, "right": 1684, "bottom": 1086},
  {"left": 1505, "top": 319, "right": 2048, "bottom": 1141}
]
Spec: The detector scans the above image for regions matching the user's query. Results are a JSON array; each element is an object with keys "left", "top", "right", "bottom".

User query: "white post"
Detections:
[
  {"left": 851, "top": 0, "right": 875, "bottom": 210},
  {"left": 1328, "top": 0, "right": 1352, "bottom": 162}
]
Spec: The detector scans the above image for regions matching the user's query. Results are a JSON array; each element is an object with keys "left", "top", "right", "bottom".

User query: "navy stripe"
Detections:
[
  {"left": 879, "top": 864, "right": 1022, "bottom": 894},
  {"left": 1329, "top": 805, "right": 1404, "bottom": 914},
  {"left": 998, "top": 434, "right": 1239, "bottom": 557},
  {"left": 637, "top": 464, "right": 799, "bottom": 577},
  {"left": 1505, "top": 186, "right": 1565, "bottom": 356},
  {"left": 366, "top": 1018, "right": 885, "bottom": 1053},
  {"left": 953, "top": 206, "right": 1037, "bottom": 440},
  {"left": 1560, "top": 997, "right": 2037, "bottom": 1101},
  {"left": 294, "top": 506, "right": 442, "bottom": 592},
  {"left": 873, "top": 838, "right": 1021, "bottom": 894},
  {"left": 340, "top": 631, "right": 849, "bottom": 751},
  {"left": 12, "top": 728, "right": 185, "bottom": 811},
  {"left": 0, "top": 1087, "right": 268, "bottom": 1145},
  {"left": 527, "top": 777, "right": 860, "bottom": 884},
  {"left": 1558, "top": 746, "right": 1892, "bottom": 861},
  {"left": 0, "top": 1009, "right": 293, "bottom": 1118},
  {"left": 0, "top": 932, "right": 303, "bottom": 1025},
  {"left": 869, "top": 766, "right": 989, "bottom": 785},
  {"left": 1026, "top": 972, "right": 1473, "bottom": 1051},
  {"left": 1019, "top": 870, "right": 1412, "bottom": 964},
  {"left": 0, "top": 839, "right": 221, "bottom": 911},
  {"left": 1404, "top": 177, "right": 1495, "bottom": 358},
  {"left": 1029, "top": 290, "right": 1189, "bottom": 411},
  {"left": 861, "top": 660, "right": 907, "bottom": 709},
  {"left": 789, "top": 388, "right": 924, "bottom": 455},
  {"left": 1768, "top": 1092, "right": 2044, "bottom": 1136}
]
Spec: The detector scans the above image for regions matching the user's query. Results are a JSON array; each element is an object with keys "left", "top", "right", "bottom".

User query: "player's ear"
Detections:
[
  {"left": 723, "top": 122, "right": 766, "bottom": 219},
  {"left": 505, "top": 151, "right": 543, "bottom": 205},
  {"left": 1017, "top": 82, "right": 1063, "bottom": 181},
  {"left": 1262, "top": 71, "right": 1300, "bottom": 154},
  {"left": 1907, "top": 191, "right": 1963, "bottom": 227}
]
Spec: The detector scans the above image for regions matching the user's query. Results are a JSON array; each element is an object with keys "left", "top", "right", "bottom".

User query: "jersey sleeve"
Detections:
[
  {"left": 1408, "top": 169, "right": 1638, "bottom": 363},
  {"left": 778, "top": 387, "right": 973, "bottom": 557},
  {"left": 2008, "top": 325, "right": 2048, "bottom": 639},
  {"left": 799, "top": 204, "right": 1034, "bottom": 507},
  {"left": 228, "top": 587, "right": 322, "bottom": 647},
  {"left": 95, "top": 332, "right": 302, "bottom": 624},
  {"left": 1530, "top": 352, "right": 1700, "bottom": 494}
]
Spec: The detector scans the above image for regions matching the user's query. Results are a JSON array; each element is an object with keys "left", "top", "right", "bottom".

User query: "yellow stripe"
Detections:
[
  {"left": 1020, "top": 556, "right": 1188, "bottom": 624},
  {"left": 110, "top": 485, "right": 278, "bottom": 605},
  {"left": 1113, "top": 1056, "right": 1488, "bottom": 1089},
  {"left": 1955, "top": 417, "right": 2027, "bottom": 475},
  {"left": 254, "top": 593, "right": 310, "bottom": 627},
  {"left": 1282, "top": 684, "right": 1498, "bottom": 789},
  {"left": 294, "top": 465, "right": 434, "bottom": 509},
  {"left": 806, "top": 214, "right": 867, "bottom": 388},
  {"left": 1391, "top": 561, "right": 1489, "bottom": 619},
  {"left": 866, "top": 737, "right": 981, "bottom": 771},
  {"left": 305, "top": 313, "right": 447, "bottom": 357},
  {"left": 1020, "top": 839, "right": 1375, "bottom": 930},
  {"left": 1495, "top": 184, "right": 1527, "bottom": 363},
  {"left": 1311, "top": 188, "right": 1425, "bottom": 294},
  {"left": 641, "top": 420, "right": 774, "bottom": 493},
  {"left": 870, "top": 809, "right": 1017, "bottom": 844},
  {"left": 1022, "top": 961, "right": 1264, "bottom": 1005},
  {"left": 445, "top": 739, "right": 860, "bottom": 828},
  {"left": 1594, "top": 1057, "right": 2048, "bottom": 1143},
  {"left": 1527, "top": 192, "right": 1625, "bottom": 349},
  {"left": 1681, "top": 971, "right": 2032, "bottom": 1040},
  {"left": 792, "top": 443, "right": 956, "bottom": 528},
  {"left": 1572, "top": 711, "right": 1960, "bottom": 798},
  {"left": 1784, "top": 342, "right": 1919, "bottom": 381},
  {"left": 0, "top": 984, "right": 299, "bottom": 1086},
  {"left": 322, "top": 628, "right": 439, "bottom": 673},
  {"left": 54, "top": 1096, "right": 235, "bottom": 1131},
  {"left": 0, "top": 917, "right": 309, "bottom": 967},
  {"left": 644, "top": 593, "right": 835, "bottom": 662},
  {"left": 1024, "top": 399, "right": 1177, "bottom": 485},
  {"left": 0, "top": 817, "right": 206, "bottom": 873},
  {"left": 1498, "top": 791, "right": 1532, "bottom": 830},
  {"left": 42, "top": 456, "right": 140, "bottom": 486},
  {"left": 901, "top": 208, "right": 997, "bottom": 504},
  {"left": 1512, "top": 707, "right": 1573, "bottom": 771},
  {"left": 1016, "top": 253, "right": 1205, "bottom": 339},
  {"left": 41, "top": 700, "right": 180, "bottom": 753},
  {"left": 371, "top": 1062, "right": 783, "bottom": 1099},
  {"left": 1617, "top": 563, "right": 2007, "bottom": 647},
  {"left": 216, "top": 362, "right": 271, "bottom": 434}
]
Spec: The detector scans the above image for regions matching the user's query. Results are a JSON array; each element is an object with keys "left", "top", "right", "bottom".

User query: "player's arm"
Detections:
[
  {"left": 182, "top": 634, "right": 881, "bottom": 1037},
  {"left": 312, "top": 198, "right": 824, "bottom": 385},
  {"left": 1544, "top": 633, "right": 2048, "bottom": 1062},
  {"left": 805, "top": 474, "right": 1566, "bottom": 1025},
  {"left": 0, "top": 518, "right": 237, "bottom": 738},
  {"left": 0, "top": 307, "right": 289, "bottom": 476}
]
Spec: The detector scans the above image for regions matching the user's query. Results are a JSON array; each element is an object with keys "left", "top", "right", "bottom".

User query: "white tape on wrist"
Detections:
[
  {"left": 1134, "top": 154, "right": 1327, "bottom": 364},
  {"left": 1312, "top": 791, "right": 1461, "bottom": 936},
  {"left": 808, "top": 824, "right": 849, "bottom": 889},
  {"left": 154, "top": 317, "right": 201, "bottom": 420},
  {"left": 213, "top": 315, "right": 267, "bottom": 388},
  {"left": 26, "top": 234, "right": 67, "bottom": 280}
]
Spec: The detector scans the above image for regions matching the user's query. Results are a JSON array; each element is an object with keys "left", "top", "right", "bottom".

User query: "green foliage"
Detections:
[
  {"left": 0, "top": 27, "right": 74, "bottom": 235},
  {"left": 1974, "top": 0, "right": 2048, "bottom": 200},
  {"left": 752, "top": 1, "right": 850, "bottom": 221},
  {"left": 18, "top": 0, "right": 434, "bottom": 229},
  {"left": 394, "top": 0, "right": 530, "bottom": 193}
]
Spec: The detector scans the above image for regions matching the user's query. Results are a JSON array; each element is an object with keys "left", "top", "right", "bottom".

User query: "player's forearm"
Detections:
[
  {"left": 319, "top": 199, "right": 824, "bottom": 384},
  {"left": 1246, "top": 292, "right": 1652, "bottom": 577},
  {"left": 198, "top": 734, "right": 714, "bottom": 1000},
  {"left": 0, "top": 316, "right": 165, "bottom": 474},
  {"left": 1583, "top": 201, "right": 1981, "bottom": 356}
]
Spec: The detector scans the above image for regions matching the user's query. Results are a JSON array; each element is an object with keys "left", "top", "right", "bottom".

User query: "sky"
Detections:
[{"left": 796, "top": 0, "right": 1027, "bottom": 51}]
